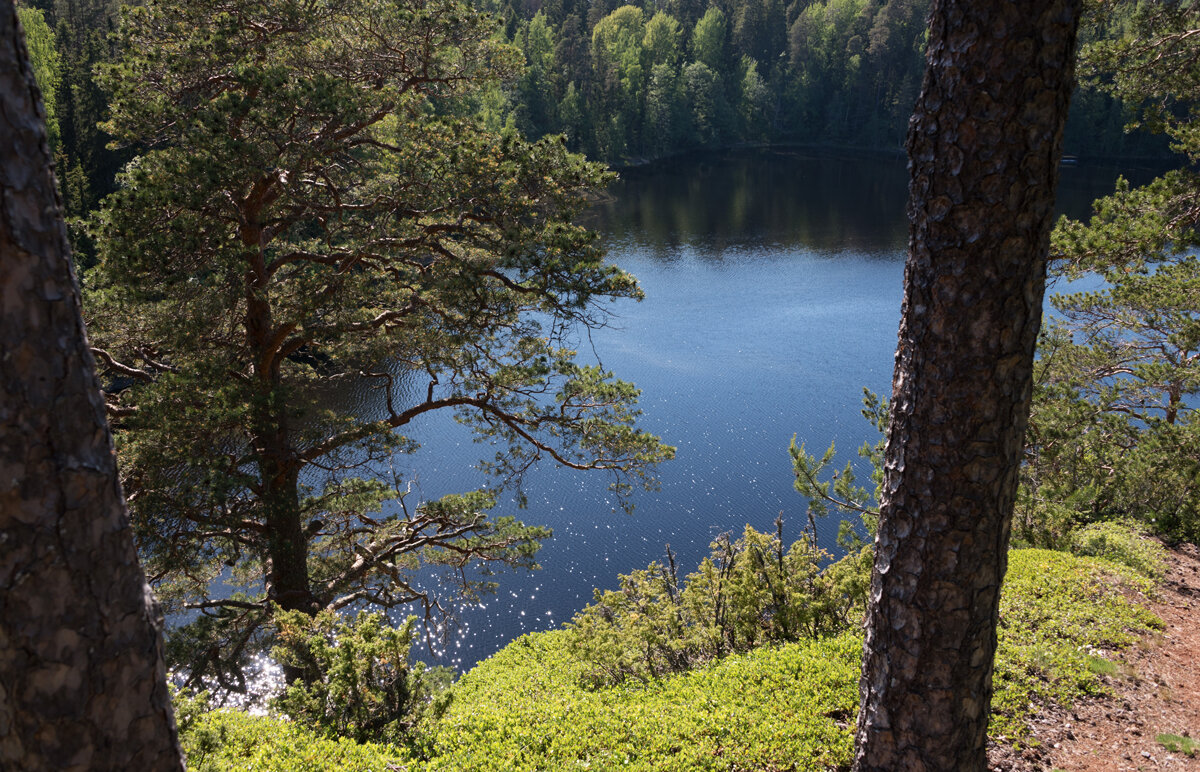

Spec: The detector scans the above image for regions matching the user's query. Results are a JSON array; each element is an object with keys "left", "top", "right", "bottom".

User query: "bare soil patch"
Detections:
[{"left": 989, "top": 543, "right": 1200, "bottom": 771}]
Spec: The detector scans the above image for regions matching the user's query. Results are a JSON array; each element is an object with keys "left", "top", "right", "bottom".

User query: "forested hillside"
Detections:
[
  {"left": 487, "top": 0, "right": 926, "bottom": 159},
  {"left": 481, "top": 0, "right": 1169, "bottom": 163}
]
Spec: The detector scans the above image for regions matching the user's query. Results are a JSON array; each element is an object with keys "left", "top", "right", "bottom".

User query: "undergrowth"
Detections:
[
  {"left": 421, "top": 631, "right": 860, "bottom": 771},
  {"left": 176, "top": 699, "right": 402, "bottom": 772},
  {"left": 989, "top": 549, "right": 1161, "bottom": 742},
  {"left": 176, "top": 547, "right": 1164, "bottom": 769}
]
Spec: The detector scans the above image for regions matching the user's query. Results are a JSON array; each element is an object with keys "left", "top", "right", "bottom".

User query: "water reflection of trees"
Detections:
[
  {"left": 589, "top": 149, "right": 910, "bottom": 258},
  {"left": 586, "top": 148, "right": 1171, "bottom": 262}
]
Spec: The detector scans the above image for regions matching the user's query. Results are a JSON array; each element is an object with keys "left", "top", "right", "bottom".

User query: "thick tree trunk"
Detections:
[
  {"left": 241, "top": 199, "right": 315, "bottom": 621},
  {"left": 0, "top": 3, "right": 184, "bottom": 770},
  {"left": 853, "top": 2, "right": 1081, "bottom": 770},
  {"left": 259, "top": 424, "right": 314, "bottom": 615}
]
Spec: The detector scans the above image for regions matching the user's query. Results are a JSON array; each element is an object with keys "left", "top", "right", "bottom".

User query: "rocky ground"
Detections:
[{"left": 989, "top": 543, "right": 1200, "bottom": 771}]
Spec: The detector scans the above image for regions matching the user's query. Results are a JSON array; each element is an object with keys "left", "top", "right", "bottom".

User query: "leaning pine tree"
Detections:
[
  {"left": 853, "top": 0, "right": 1081, "bottom": 769},
  {"left": 86, "top": 0, "right": 671, "bottom": 692}
]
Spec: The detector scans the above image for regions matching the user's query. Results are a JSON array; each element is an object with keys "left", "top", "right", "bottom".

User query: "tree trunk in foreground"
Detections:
[
  {"left": 853, "top": 2, "right": 1081, "bottom": 770},
  {"left": 0, "top": 3, "right": 184, "bottom": 769}
]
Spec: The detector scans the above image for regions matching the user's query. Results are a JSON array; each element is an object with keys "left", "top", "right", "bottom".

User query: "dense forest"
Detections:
[{"left": 485, "top": 0, "right": 1173, "bottom": 163}]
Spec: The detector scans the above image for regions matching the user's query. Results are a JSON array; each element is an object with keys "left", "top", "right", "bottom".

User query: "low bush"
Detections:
[
  {"left": 271, "top": 609, "right": 453, "bottom": 746},
  {"left": 990, "top": 549, "right": 1162, "bottom": 741},
  {"left": 420, "top": 630, "right": 861, "bottom": 771},
  {"left": 177, "top": 702, "right": 402, "bottom": 771},
  {"left": 566, "top": 523, "right": 872, "bottom": 687},
  {"left": 1068, "top": 521, "right": 1168, "bottom": 580}
]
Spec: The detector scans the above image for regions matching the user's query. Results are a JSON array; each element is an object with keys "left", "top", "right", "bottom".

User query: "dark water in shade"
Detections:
[{"left": 334, "top": 148, "right": 1166, "bottom": 670}]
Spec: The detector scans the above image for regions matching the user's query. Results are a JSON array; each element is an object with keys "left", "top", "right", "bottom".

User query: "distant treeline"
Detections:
[
  {"left": 483, "top": 0, "right": 1172, "bottom": 164},
  {"left": 478, "top": 0, "right": 929, "bottom": 161}
]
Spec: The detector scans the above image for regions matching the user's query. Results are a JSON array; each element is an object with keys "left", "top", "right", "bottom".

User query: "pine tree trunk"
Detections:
[
  {"left": 244, "top": 257, "right": 315, "bottom": 624},
  {"left": 258, "top": 419, "right": 314, "bottom": 615},
  {"left": 258, "top": 421, "right": 314, "bottom": 685},
  {"left": 853, "top": 1, "right": 1081, "bottom": 770},
  {"left": 0, "top": 2, "right": 184, "bottom": 769}
]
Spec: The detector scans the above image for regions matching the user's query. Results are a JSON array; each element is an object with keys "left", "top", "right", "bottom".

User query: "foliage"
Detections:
[
  {"left": 168, "top": 544, "right": 1166, "bottom": 769},
  {"left": 17, "top": 5, "right": 60, "bottom": 150},
  {"left": 19, "top": 0, "right": 1159, "bottom": 236},
  {"left": 271, "top": 610, "right": 453, "bottom": 746},
  {"left": 21, "top": 0, "right": 128, "bottom": 261},
  {"left": 492, "top": 0, "right": 932, "bottom": 162},
  {"left": 566, "top": 522, "right": 871, "bottom": 686},
  {"left": 487, "top": 0, "right": 1162, "bottom": 163},
  {"left": 1031, "top": 1, "right": 1200, "bottom": 543},
  {"left": 85, "top": 0, "right": 671, "bottom": 693},
  {"left": 418, "top": 630, "right": 861, "bottom": 771},
  {"left": 177, "top": 703, "right": 403, "bottom": 772},
  {"left": 790, "top": 388, "right": 886, "bottom": 547},
  {"left": 1068, "top": 521, "right": 1167, "bottom": 580},
  {"left": 989, "top": 549, "right": 1161, "bottom": 742}
]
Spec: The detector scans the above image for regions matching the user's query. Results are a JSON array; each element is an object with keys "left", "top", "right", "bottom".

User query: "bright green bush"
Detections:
[
  {"left": 566, "top": 524, "right": 871, "bottom": 686},
  {"left": 1068, "top": 521, "right": 1168, "bottom": 580},
  {"left": 271, "top": 609, "right": 453, "bottom": 746},
  {"left": 419, "top": 630, "right": 861, "bottom": 771},
  {"left": 177, "top": 705, "right": 402, "bottom": 771}
]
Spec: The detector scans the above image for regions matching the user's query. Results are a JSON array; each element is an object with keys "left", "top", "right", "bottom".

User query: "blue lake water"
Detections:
[{"left": 365, "top": 148, "right": 1161, "bottom": 669}]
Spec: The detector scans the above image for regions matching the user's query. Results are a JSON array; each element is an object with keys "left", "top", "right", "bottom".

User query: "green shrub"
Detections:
[
  {"left": 178, "top": 706, "right": 402, "bottom": 771},
  {"left": 421, "top": 630, "right": 861, "bottom": 771},
  {"left": 990, "top": 549, "right": 1162, "bottom": 741},
  {"left": 1011, "top": 493, "right": 1081, "bottom": 550},
  {"left": 566, "top": 525, "right": 871, "bottom": 686},
  {"left": 1068, "top": 521, "right": 1168, "bottom": 580},
  {"left": 271, "top": 609, "right": 453, "bottom": 746},
  {"left": 423, "top": 548, "right": 1162, "bottom": 766}
]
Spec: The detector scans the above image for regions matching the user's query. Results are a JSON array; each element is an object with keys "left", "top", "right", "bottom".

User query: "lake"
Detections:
[{"left": 368, "top": 148, "right": 1160, "bottom": 670}]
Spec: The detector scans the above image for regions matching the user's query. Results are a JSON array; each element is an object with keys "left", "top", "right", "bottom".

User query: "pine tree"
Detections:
[
  {"left": 1021, "top": 0, "right": 1200, "bottom": 543},
  {"left": 87, "top": 0, "right": 671, "bottom": 691},
  {"left": 853, "top": 0, "right": 1081, "bottom": 768}
]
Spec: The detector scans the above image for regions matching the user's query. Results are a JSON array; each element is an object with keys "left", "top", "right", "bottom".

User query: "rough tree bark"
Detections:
[
  {"left": 0, "top": 3, "right": 184, "bottom": 769},
  {"left": 853, "top": 1, "right": 1082, "bottom": 770}
]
